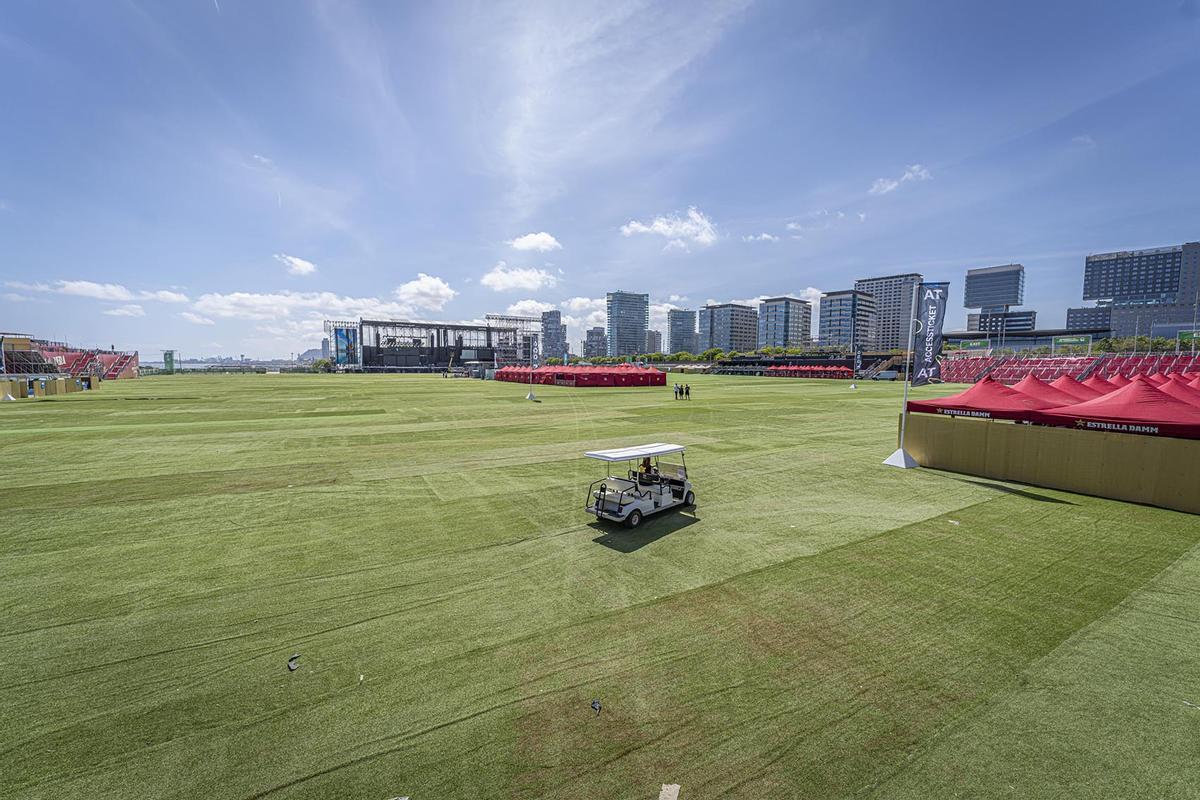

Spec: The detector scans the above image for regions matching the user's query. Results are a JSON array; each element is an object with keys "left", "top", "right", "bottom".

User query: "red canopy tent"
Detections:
[
  {"left": 1049, "top": 374, "right": 1102, "bottom": 401},
  {"left": 1146, "top": 372, "right": 1169, "bottom": 385},
  {"left": 1190, "top": 375, "right": 1200, "bottom": 391},
  {"left": 1107, "top": 373, "right": 1131, "bottom": 387},
  {"left": 1032, "top": 377, "right": 1200, "bottom": 439},
  {"left": 494, "top": 363, "right": 665, "bottom": 387},
  {"left": 1011, "top": 374, "right": 1081, "bottom": 406},
  {"left": 1157, "top": 375, "right": 1200, "bottom": 407},
  {"left": 907, "top": 376, "right": 1058, "bottom": 421},
  {"left": 1080, "top": 375, "right": 1118, "bottom": 395}
]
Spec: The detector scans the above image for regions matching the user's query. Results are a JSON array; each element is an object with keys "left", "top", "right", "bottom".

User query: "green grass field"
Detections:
[{"left": 2, "top": 374, "right": 1198, "bottom": 799}]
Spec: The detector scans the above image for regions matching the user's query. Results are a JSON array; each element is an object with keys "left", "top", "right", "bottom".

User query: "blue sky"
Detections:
[{"left": 2, "top": 0, "right": 1199, "bottom": 358}]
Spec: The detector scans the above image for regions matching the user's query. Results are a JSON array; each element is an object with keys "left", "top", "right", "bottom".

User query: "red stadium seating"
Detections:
[{"left": 939, "top": 351, "right": 1200, "bottom": 385}]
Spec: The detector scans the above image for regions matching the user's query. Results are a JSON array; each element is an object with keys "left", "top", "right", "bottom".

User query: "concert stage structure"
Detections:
[{"left": 325, "top": 317, "right": 539, "bottom": 372}]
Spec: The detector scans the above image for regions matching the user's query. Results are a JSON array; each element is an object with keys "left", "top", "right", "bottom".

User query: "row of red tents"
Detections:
[
  {"left": 495, "top": 363, "right": 667, "bottom": 387},
  {"left": 908, "top": 373, "right": 1200, "bottom": 439},
  {"left": 765, "top": 365, "right": 854, "bottom": 379}
]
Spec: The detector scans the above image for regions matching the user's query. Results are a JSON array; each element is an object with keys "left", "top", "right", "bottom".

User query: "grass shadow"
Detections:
[
  {"left": 950, "top": 477, "right": 1077, "bottom": 505},
  {"left": 590, "top": 510, "right": 700, "bottom": 553}
]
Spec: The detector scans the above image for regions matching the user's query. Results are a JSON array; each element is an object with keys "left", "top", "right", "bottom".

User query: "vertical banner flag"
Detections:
[
  {"left": 853, "top": 346, "right": 862, "bottom": 377},
  {"left": 911, "top": 282, "right": 949, "bottom": 387}
]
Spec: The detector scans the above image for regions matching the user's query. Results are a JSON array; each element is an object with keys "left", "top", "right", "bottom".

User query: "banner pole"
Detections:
[
  {"left": 897, "top": 282, "right": 919, "bottom": 451},
  {"left": 884, "top": 283, "right": 922, "bottom": 468}
]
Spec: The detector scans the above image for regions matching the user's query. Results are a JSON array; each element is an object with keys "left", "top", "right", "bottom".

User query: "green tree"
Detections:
[{"left": 311, "top": 358, "right": 331, "bottom": 373}]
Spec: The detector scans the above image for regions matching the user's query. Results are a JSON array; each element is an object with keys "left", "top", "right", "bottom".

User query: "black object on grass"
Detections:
[
  {"left": 591, "top": 699, "right": 602, "bottom": 715},
  {"left": 287, "top": 654, "right": 300, "bottom": 672}
]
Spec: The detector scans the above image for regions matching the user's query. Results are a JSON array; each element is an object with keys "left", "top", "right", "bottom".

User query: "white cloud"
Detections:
[
  {"left": 869, "top": 163, "right": 932, "bottom": 195},
  {"left": 394, "top": 273, "right": 458, "bottom": 311},
  {"left": 798, "top": 286, "right": 823, "bottom": 306},
  {"left": 274, "top": 253, "right": 318, "bottom": 276},
  {"left": 858, "top": 212, "right": 868, "bottom": 222},
  {"left": 8, "top": 280, "right": 188, "bottom": 303},
  {"left": 58, "top": 280, "right": 135, "bottom": 301},
  {"left": 562, "top": 296, "right": 605, "bottom": 314},
  {"left": 650, "top": 300, "right": 683, "bottom": 333},
  {"left": 785, "top": 221, "right": 804, "bottom": 232},
  {"left": 621, "top": 206, "right": 717, "bottom": 251},
  {"left": 139, "top": 289, "right": 189, "bottom": 303},
  {"left": 742, "top": 232, "right": 779, "bottom": 243},
  {"left": 1071, "top": 134, "right": 1096, "bottom": 148},
  {"left": 508, "top": 232, "right": 562, "bottom": 252},
  {"left": 506, "top": 299, "right": 556, "bottom": 317},
  {"left": 181, "top": 312, "right": 215, "bottom": 325},
  {"left": 480, "top": 261, "right": 558, "bottom": 291},
  {"left": 869, "top": 177, "right": 899, "bottom": 195},
  {"left": 193, "top": 274, "right": 457, "bottom": 328},
  {"left": 668, "top": 294, "right": 689, "bottom": 302},
  {"left": 558, "top": 296, "right": 607, "bottom": 347},
  {"left": 5, "top": 281, "right": 51, "bottom": 292},
  {"left": 251, "top": 153, "right": 274, "bottom": 167},
  {"left": 103, "top": 304, "right": 145, "bottom": 317},
  {"left": 479, "top": 2, "right": 751, "bottom": 215}
]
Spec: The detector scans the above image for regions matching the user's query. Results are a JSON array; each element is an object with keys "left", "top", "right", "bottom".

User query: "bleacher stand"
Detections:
[{"left": 939, "top": 351, "right": 1200, "bottom": 385}]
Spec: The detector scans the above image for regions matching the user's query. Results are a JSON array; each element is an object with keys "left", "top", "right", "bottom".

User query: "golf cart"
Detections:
[{"left": 584, "top": 443, "right": 695, "bottom": 528}]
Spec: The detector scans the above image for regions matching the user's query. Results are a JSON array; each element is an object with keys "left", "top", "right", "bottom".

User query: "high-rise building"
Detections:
[
  {"left": 583, "top": 327, "right": 608, "bottom": 358},
  {"left": 964, "top": 264, "right": 1025, "bottom": 310},
  {"left": 1065, "top": 305, "right": 1112, "bottom": 332},
  {"left": 818, "top": 290, "right": 877, "bottom": 348},
  {"left": 853, "top": 273, "right": 922, "bottom": 349},
  {"left": 540, "top": 310, "right": 568, "bottom": 361},
  {"left": 606, "top": 290, "right": 649, "bottom": 357},
  {"left": 667, "top": 309, "right": 698, "bottom": 354},
  {"left": 967, "top": 310, "right": 1037, "bottom": 333},
  {"left": 698, "top": 304, "right": 758, "bottom": 353},
  {"left": 1067, "top": 242, "right": 1200, "bottom": 337},
  {"left": 644, "top": 329, "right": 663, "bottom": 354},
  {"left": 963, "top": 264, "right": 1035, "bottom": 336},
  {"left": 320, "top": 337, "right": 330, "bottom": 360},
  {"left": 757, "top": 297, "right": 811, "bottom": 348}
]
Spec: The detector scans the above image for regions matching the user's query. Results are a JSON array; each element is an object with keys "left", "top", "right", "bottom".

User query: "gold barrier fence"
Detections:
[{"left": 902, "top": 413, "right": 1200, "bottom": 515}]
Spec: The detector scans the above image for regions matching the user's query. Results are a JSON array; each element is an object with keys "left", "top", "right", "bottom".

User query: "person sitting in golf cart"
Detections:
[{"left": 637, "top": 457, "right": 659, "bottom": 485}]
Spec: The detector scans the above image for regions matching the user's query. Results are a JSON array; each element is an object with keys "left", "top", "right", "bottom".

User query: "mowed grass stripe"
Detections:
[{"left": 1, "top": 374, "right": 1194, "bottom": 799}]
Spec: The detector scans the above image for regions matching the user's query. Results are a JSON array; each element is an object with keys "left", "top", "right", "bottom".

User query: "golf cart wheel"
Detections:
[
  {"left": 685, "top": 491, "right": 695, "bottom": 507},
  {"left": 625, "top": 510, "right": 643, "bottom": 529}
]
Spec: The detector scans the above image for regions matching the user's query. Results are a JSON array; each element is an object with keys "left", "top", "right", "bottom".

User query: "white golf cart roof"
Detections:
[{"left": 584, "top": 443, "right": 685, "bottom": 462}]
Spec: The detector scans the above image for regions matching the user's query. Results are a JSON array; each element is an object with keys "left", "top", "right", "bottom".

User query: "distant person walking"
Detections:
[{"left": 684, "top": 384, "right": 691, "bottom": 400}]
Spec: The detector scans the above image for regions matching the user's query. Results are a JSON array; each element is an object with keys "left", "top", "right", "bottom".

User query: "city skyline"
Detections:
[{"left": 3, "top": 2, "right": 1199, "bottom": 358}]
